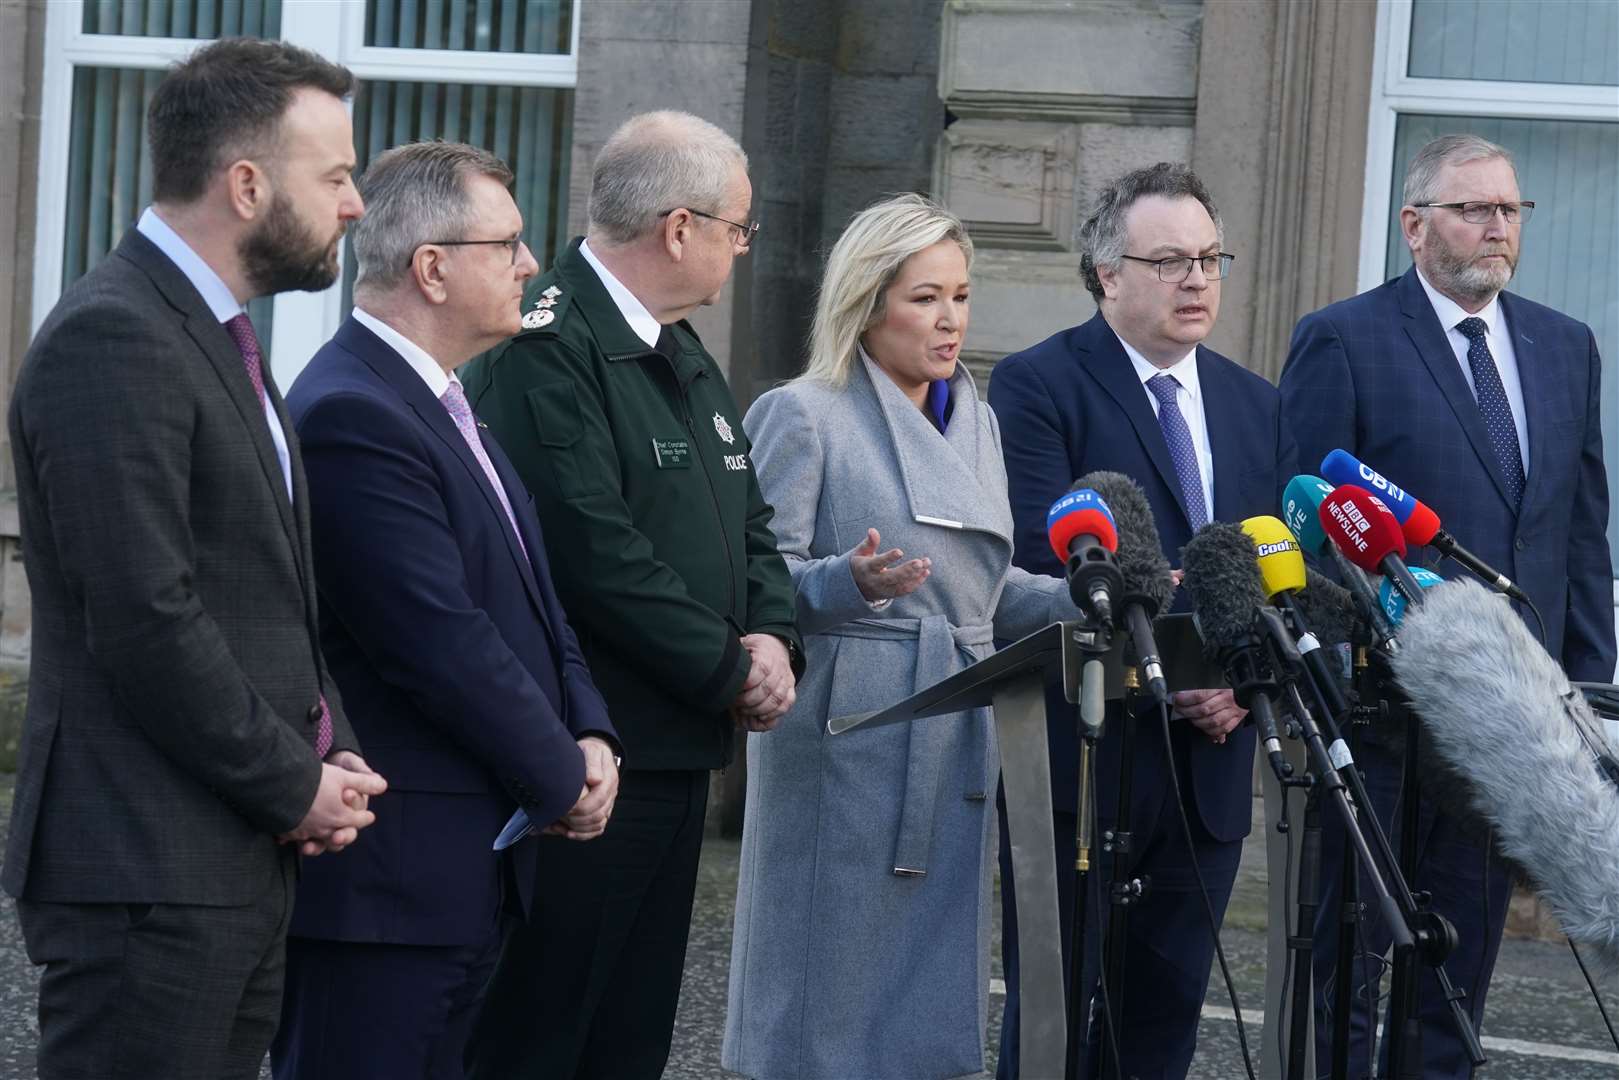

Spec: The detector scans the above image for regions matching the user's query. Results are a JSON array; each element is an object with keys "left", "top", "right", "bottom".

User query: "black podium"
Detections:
[{"left": 828, "top": 616, "right": 1223, "bottom": 1077}]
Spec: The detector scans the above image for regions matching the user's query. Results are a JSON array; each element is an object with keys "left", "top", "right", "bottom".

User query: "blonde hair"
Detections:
[{"left": 798, "top": 193, "right": 973, "bottom": 387}]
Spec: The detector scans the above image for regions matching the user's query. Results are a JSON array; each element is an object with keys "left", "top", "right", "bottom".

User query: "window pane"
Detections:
[
  {"left": 365, "top": 0, "right": 570, "bottom": 53},
  {"left": 82, "top": 0, "right": 283, "bottom": 38},
  {"left": 63, "top": 65, "right": 275, "bottom": 346},
  {"left": 1385, "top": 113, "right": 1619, "bottom": 547},
  {"left": 341, "top": 80, "right": 574, "bottom": 311},
  {"left": 1408, "top": 0, "right": 1619, "bottom": 86}
]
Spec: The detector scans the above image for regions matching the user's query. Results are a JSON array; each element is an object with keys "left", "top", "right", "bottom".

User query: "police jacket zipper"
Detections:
[{"left": 679, "top": 375, "right": 738, "bottom": 618}]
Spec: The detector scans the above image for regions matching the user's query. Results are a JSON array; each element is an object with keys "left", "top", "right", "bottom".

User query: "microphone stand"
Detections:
[
  {"left": 1329, "top": 645, "right": 1373, "bottom": 1080},
  {"left": 1261, "top": 610, "right": 1485, "bottom": 1078},
  {"left": 1097, "top": 661, "right": 1150, "bottom": 1080},
  {"left": 1066, "top": 620, "right": 1114, "bottom": 1080}
]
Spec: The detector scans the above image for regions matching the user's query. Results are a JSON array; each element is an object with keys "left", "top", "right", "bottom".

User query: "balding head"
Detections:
[{"left": 587, "top": 110, "right": 748, "bottom": 245}]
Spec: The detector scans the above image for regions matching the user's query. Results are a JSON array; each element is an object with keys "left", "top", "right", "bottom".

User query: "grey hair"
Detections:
[
  {"left": 1078, "top": 162, "right": 1223, "bottom": 301},
  {"left": 798, "top": 193, "right": 973, "bottom": 388},
  {"left": 587, "top": 110, "right": 748, "bottom": 245},
  {"left": 350, "top": 140, "right": 514, "bottom": 293},
  {"left": 1403, "top": 133, "right": 1516, "bottom": 207}
]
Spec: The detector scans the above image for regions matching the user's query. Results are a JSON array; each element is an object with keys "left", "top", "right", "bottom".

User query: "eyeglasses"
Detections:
[
  {"left": 424, "top": 236, "right": 527, "bottom": 265},
  {"left": 1411, "top": 201, "right": 1535, "bottom": 225},
  {"left": 659, "top": 208, "right": 760, "bottom": 250},
  {"left": 1119, "top": 252, "right": 1236, "bottom": 283}
]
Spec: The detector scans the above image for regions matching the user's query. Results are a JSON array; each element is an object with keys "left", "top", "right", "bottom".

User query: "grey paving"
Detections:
[{"left": 0, "top": 776, "right": 1614, "bottom": 1078}]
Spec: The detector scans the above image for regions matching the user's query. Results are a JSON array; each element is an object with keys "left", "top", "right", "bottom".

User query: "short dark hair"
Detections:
[
  {"left": 1078, "top": 162, "right": 1223, "bottom": 301},
  {"left": 148, "top": 37, "right": 354, "bottom": 204}
]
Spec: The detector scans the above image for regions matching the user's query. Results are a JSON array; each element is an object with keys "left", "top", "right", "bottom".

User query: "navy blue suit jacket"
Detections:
[
  {"left": 285, "top": 317, "right": 616, "bottom": 947},
  {"left": 1280, "top": 267, "right": 1615, "bottom": 682},
  {"left": 990, "top": 312, "right": 1299, "bottom": 842}
]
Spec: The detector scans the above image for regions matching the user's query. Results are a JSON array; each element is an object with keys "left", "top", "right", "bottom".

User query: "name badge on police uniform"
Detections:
[{"left": 652, "top": 437, "right": 691, "bottom": 469}]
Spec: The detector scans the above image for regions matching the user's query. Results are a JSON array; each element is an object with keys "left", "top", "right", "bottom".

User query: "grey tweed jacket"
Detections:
[{"left": 3, "top": 227, "right": 356, "bottom": 906}]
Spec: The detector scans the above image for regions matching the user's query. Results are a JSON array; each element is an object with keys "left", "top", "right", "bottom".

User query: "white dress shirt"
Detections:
[
  {"left": 1116, "top": 332, "right": 1216, "bottom": 516},
  {"left": 137, "top": 206, "right": 293, "bottom": 500},
  {"left": 579, "top": 238, "right": 662, "bottom": 348},
  {"left": 1415, "top": 268, "right": 1529, "bottom": 474},
  {"left": 350, "top": 307, "right": 523, "bottom": 513}
]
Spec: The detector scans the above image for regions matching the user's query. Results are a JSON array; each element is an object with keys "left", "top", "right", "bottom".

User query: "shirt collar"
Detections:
[
  {"left": 578, "top": 238, "right": 663, "bottom": 349},
  {"left": 1114, "top": 329, "right": 1202, "bottom": 401},
  {"left": 136, "top": 206, "right": 245, "bottom": 324},
  {"left": 352, "top": 307, "right": 454, "bottom": 399},
  {"left": 1415, "top": 267, "right": 1501, "bottom": 338}
]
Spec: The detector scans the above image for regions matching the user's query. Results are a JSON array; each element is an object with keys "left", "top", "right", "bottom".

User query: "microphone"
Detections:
[
  {"left": 1320, "top": 449, "right": 1529, "bottom": 604},
  {"left": 1180, "top": 521, "right": 1291, "bottom": 781},
  {"left": 1080, "top": 471, "right": 1176, "bottom": 704},
  {"left": 1243, "top": 515, "right": 1353, "bottom": 721},
  {"left": 1378, "top": 566, "right": 1444, "bottom": 628},
  {"left": 1046, "top": 488, "right": 1123, "bottom": 625},
  {"left": 1285, "top": 474, "right": 1399, "bottom": 651},
  {"left": 1391, "top": 578, "right": 1619, "bottom": 968},
  {"left": 1318, "top": 484, "right": 1429, "bottom": 609}
]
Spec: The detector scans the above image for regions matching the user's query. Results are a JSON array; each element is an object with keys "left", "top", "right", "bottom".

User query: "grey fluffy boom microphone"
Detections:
[
  {"left": 1391, "top": 578, "right": 1619, "bottom": 969},
  {"left": 1077, "top": 471, "right": 1176, "bottom": 702}
]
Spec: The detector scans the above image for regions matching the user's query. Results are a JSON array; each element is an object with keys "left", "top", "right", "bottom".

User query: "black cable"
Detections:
[
  {"left": 1523, "top": 595, "right": 1548, "bottom": 647},
  {"left": 1568, "top": 939, "right": 1619, "bottom": 1053},
  {"left": 1156, "top": 700, "right": 1258, "bottom": 1080}
]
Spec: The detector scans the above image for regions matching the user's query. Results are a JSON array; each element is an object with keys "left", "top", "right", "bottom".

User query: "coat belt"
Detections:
[{"left": 825, "top": 615, "right": 996, "bottom": 877}]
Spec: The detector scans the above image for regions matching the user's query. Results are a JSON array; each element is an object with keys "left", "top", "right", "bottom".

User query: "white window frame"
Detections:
[
  {"left": 31, "top": 0, "right": 580, "bottom": 388},
  {"left": 1356, "top": 0, "right": 1619, "bottom": 293}
]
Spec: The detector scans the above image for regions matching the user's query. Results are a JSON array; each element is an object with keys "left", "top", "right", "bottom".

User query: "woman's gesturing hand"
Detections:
[{"left": 850, "top": 528, "right": 932, "bottom": 602}]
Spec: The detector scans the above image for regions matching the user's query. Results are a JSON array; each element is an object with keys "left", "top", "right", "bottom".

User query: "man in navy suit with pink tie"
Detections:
[
  {"left": 1282, "top": 133, "right": 1614, "bottom": 1079},
  {"left": 270, "top": 141, "right": 621, "bottom": 1079}
]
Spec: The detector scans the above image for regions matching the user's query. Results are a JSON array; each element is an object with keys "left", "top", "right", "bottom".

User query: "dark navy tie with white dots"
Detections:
[
  {"left": 1456, "top": 316, "right": 1524, "bottom": 508},
  {"left": 1146, "top": 372, "right": 1209, "bottom": 530}
]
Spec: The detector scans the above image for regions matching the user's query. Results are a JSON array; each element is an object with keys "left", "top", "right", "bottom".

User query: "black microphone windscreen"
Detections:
[
  {"left": 1392, "top": 577, "right": 1619, "bottom": 968},
  {"left": 1079, "top": 470, "right": 1174, "bottom": 616},
  {"left": 1179, "top": 521, "right": 1267, "bottom": 662},
  {"left": 1297, "top": 567, "right": 1358, "bottom": 647}
]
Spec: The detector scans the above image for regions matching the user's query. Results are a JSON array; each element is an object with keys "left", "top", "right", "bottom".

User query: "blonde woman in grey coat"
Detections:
[{"left": 723, "top": 194, "right": 1077, "bottom": 1079}]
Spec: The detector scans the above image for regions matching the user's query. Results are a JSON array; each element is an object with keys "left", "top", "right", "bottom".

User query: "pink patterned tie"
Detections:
[
  {"left": 224, "top": 313, "right": 333, "bottom": 758},
  {"left": 224, "top": 313, "right": 267, "bottom": 405},
  {"left": 441, "top": 380, "right": 529, "bottom": 563}
]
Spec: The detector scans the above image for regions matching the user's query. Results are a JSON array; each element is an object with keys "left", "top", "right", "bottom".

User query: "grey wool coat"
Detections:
[{"left": 723, "top": 353, "right": 1075, "bottom": 1079}]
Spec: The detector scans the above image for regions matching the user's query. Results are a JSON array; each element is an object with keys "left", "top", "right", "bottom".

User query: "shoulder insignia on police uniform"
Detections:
[{"left": 522, "top": 307, "right": 555, "bottom": 330}]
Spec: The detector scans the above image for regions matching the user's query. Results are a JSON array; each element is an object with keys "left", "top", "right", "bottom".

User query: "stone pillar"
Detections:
[
  {"left": 934, "top": 0, "right": 1202, "bottom": 384},
  {"left": 567, "top": 0, "right": 757, "bottom": 376},
  {"left": 1192, "top": 0, "right": 1377, "bottom": 382}
]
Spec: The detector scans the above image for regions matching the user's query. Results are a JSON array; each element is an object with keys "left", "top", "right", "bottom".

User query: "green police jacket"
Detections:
[{"left": 461, "top": 239, "right": 803, "bottom": 771}]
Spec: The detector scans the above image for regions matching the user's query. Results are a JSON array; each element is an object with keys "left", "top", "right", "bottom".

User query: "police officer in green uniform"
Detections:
[{"left": 461, "top": 110, "right": 803, "bottom": 1080}]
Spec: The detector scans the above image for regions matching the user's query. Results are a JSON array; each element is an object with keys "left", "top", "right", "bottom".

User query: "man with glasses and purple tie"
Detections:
[
  {"left": 1281, "top": 133, "right": 1614, "bottom": 1080},
  {"left": 4, "top": 38, "right": 385, "bottom": 1080},
  {"left": 269, "top": 140, "right": 621, "bottom": 1080},
  {"left": 989, "top": 162, "right": 1298, "bottom": 1078}
]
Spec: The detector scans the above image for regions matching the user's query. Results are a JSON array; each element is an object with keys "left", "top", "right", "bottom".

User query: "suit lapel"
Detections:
[
  {"left": 335, "top": 319, "right": 550, "bottom": 616},
  {"left": 1499, "top": 292, "right": 1548, "bottom": 517},
  {"left": 1397, "top": 268, "right": 1517, "bottom": 512},
  {"left": 855, "top": 354, "right": 1012, "bottom": 542},
  {"left": 1200, "top": 350, "right": 1243, "bottom": 524},
  {"left": 119, "top": 231, "right": 304, "bottom": 552},
  {"left": 1076, "top": 315, "right": 1193, "bottom": 529}
]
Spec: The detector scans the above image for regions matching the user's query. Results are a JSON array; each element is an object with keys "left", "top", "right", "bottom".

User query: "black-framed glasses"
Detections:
[
  {"left": 424, "top": 236, "right": 527, "bottom": 265},
  {"left": 659, "top": 207, "right": 760, "bottom": 250},
  {"left": 1410, "top": 201, "right": 1535, "bottom": 225},
  {"left": 1119, "top": 252, "right": 1236, "bottom": 283}
]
